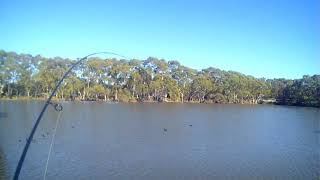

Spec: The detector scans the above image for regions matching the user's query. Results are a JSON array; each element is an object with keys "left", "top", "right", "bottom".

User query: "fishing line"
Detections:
[{"left": 43, "top": 109, "right": 63, "bottom": 180}]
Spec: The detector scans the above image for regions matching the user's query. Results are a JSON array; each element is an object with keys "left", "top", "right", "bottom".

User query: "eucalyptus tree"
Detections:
[
  {"left": 190, "top": 75, "right": 213, "bottom": 102},
  {"left": 35, "top": 58, "right": 69, "bottom": 98},
  {"left": 16, "top": 54, "right": 35, "bottom": 97},
  {"left": 0, "top": 52, "right": 20, "bottom": 97},
  {"left": 0, "top": 50, "right": 319, "bottom": 107},
  {"left": 171, "top": 65, "right": 196, "bottom": 102}
]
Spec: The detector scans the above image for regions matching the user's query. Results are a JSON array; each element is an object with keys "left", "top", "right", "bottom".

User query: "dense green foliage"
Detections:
[{"left": 0, "top": 50, "right": 319, "bottom": 107}]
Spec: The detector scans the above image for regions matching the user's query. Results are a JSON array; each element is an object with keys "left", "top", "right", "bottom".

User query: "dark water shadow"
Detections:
[
  {"left": 0, "top": 112, "right": 8, "bottom": 119},
  {"left": 0, "top": 149, "right": 7, "bottom": 180}
]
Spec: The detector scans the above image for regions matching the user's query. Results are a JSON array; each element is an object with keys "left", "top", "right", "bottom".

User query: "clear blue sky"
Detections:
[{"left": 1, "top": 0, "right": 319, "bottom": 79}]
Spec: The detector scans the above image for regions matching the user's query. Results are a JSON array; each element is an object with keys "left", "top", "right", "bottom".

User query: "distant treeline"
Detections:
[{"left": 0, "top": 50, "right": 319, "bottom": 107}]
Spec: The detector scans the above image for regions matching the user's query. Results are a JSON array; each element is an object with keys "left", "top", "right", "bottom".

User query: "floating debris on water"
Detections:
[{"left": 163, "top": 128, "right": 167, "bottom": 132}]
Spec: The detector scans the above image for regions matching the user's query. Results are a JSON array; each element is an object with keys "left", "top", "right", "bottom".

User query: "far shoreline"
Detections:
[{"left": 1, "top": 97, "right": 319, "bottom": 108}]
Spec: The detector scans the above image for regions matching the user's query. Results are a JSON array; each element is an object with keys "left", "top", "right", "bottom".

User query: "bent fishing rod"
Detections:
[{"left": 13, "top": 52, "right": 129, "bottom": 180}]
